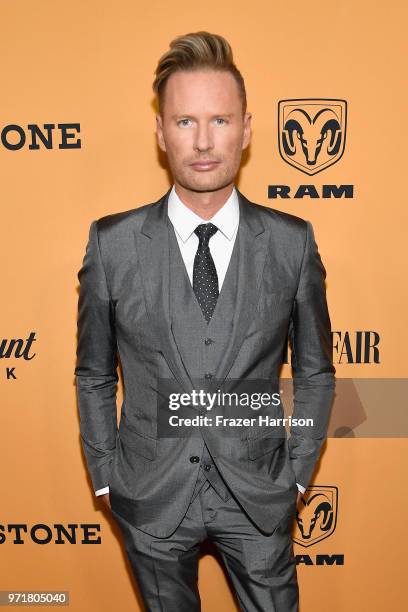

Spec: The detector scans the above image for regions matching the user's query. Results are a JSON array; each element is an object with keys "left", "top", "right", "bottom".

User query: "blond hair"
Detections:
[{"left": 152, "top": 31, "right": 247, "bottom": 116}]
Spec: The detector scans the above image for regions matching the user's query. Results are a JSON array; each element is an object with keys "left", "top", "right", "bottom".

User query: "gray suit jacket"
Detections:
[{"left": 74, "top": 186, "right": 336, "bottom": 537}]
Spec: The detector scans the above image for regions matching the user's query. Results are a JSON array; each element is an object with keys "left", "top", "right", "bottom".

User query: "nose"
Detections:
[{"left": 193, "top": 121, "right": 214, "bottom": 153}]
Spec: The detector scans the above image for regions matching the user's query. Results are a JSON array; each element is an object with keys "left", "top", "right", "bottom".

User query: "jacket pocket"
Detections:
[{"left": 118, "top": 418, "right": 157, "bottom": 461}]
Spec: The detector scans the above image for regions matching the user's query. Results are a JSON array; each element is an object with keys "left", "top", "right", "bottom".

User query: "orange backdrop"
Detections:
[{"left": 1, "top": 0, "right": 407, "bottom": 610}]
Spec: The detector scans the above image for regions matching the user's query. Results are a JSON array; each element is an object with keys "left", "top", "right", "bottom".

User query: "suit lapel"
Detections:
[
  {"left": 209, "top": 187, "right": 270, "bottom": 389},
  {"left": 133, "top": 186, "right": 270, "bottom": 396},
  {"left": 134, "top": 188, "right": 195, "bottom": 394}
]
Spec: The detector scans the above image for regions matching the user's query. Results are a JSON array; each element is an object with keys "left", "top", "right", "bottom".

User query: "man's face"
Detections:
[{"left": 156, "top": 69, "right": 251, "bottom": 193}]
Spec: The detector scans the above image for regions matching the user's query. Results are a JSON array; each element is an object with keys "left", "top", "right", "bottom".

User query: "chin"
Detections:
[{"left": 179, "top": 173, "right": 233, "bottom": 193}]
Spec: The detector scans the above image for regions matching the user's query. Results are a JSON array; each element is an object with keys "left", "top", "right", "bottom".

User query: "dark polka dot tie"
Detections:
[{"left": 193, "top": 223, "right": 219, "bottom": 323}]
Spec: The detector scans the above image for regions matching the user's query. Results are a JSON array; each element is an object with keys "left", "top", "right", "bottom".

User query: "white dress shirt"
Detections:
[{"left": 95, "top": 184, "right": 305, "bottom": 496}]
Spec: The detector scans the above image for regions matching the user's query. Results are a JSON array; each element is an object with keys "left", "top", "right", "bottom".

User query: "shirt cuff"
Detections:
[{"left": 95, "top": 486, "right": 110, "bottom": 496}]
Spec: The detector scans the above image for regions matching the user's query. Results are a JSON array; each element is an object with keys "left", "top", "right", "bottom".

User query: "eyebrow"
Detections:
[{"left": 171, "top": 113, "right": 234, "bottom": 120}]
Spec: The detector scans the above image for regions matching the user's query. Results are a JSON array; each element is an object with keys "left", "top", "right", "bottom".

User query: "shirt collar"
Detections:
[{"left": 167, "top": 184, "right": 239, "bottom": 243}]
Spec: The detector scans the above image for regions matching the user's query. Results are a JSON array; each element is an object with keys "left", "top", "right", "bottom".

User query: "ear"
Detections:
[
  {"left": 156, "top": 114, "right": 166, "bottom": 152},
  {"left": 242, "top": 112, "right": 252, "bottom": 150}
]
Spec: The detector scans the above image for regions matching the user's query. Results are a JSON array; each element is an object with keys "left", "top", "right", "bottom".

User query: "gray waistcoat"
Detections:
[{"left": 168, "top": 220, "right": 241, "bottom": 502}]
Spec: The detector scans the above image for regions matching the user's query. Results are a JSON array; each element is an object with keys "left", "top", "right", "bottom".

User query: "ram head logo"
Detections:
[
  {"left": 278, "top": 99, "right": 347, "bottom": 175},
  {"left": 292, "top": 485, "right": 338, "bottom": 547}
]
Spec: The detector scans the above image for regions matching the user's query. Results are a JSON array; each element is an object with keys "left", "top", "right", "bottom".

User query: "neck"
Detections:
[{"left": 174, "top": 182, "right": 234, "bottom": 220}]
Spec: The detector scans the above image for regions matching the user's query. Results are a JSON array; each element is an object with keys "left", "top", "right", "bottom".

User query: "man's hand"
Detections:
[{"left": 99, "top": 492, "right": 111, "bottom": 510}]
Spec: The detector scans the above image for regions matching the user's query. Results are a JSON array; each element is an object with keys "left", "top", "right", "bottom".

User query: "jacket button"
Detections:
[
  {"left": 204, "top": 372, "right": 213, "bottom": 379},
  {"left": 190, "top": 456, "right": 200, "bottom": 463},
  {"left": 203, "top": 464, "right": 212, "bottom": 471},
  {"left": 204, "top": 338, "right": 213, "bottom": 345}
]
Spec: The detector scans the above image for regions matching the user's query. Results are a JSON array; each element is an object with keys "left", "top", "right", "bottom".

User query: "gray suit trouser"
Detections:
[{"left": 111, "top": 443, "right": 299, "bottom": 612}]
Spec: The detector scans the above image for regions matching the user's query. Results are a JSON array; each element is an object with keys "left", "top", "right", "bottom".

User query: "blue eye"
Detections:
[{"left": 177, "top": 117, "right": 227, "bottom": 126}]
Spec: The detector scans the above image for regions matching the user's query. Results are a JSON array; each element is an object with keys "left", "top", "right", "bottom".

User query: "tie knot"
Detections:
[{"left": 194, "top": 223, "right": 218, "bottom": 244}]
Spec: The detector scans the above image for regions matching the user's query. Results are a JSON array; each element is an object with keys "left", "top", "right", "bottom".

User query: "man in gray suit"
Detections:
[{"left": 75, "top": 31, "right": 335, "bottom": 612}]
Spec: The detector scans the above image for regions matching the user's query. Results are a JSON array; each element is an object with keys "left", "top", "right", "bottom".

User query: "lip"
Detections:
[{"left": 190, "top": 161, "right": 220, "bottom": 171}]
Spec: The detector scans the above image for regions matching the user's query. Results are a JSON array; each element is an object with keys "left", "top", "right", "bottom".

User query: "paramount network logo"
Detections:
[{"left": 1, "top": 332, "right": 37, "bottom": 380}]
